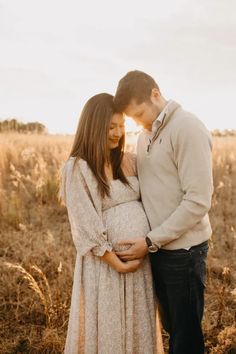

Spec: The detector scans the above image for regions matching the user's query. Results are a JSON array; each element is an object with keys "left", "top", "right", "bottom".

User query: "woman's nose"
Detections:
[{"left": 114, "top": 127, "right": 123, "bottom": 137}]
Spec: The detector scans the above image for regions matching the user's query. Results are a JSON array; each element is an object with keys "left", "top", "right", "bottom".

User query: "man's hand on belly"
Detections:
[{"left": 116, "top": 238, "right": 149, "bottom": 261}]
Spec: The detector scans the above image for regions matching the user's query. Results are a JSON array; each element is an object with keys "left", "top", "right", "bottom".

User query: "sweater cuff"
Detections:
[{"left": 147, "top": 229, "right": 164, "bottom": 249}]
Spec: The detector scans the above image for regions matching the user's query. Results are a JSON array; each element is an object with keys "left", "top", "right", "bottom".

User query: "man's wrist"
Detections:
[
  {"left": 145, "top": 236, "right": 160, "bottom": 253},
  {"left": 142, "top": 238, "right": 149, "bottom": 254}
]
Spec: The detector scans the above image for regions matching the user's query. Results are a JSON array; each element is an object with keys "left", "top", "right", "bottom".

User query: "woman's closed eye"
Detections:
[{"left": 110, "top": 124, "right": 125, "bottom": 130}]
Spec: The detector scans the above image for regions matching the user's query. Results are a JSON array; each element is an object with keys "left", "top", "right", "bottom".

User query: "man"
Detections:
[{"left": 114, "top": 70, "right": 213, "bottom": 354}]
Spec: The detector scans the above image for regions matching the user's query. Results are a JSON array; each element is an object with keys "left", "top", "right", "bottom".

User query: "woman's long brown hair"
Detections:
[{"left": 70, "top": 93, "right": 130, "bottom": 197}]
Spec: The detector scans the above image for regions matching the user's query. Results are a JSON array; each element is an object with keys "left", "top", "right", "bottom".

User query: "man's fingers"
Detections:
[
  {"left": 119, "top": 255, "right": 135, "bottom": 261},
  {"left": 118, "top": 239, "right": 135, "bottom": 245},
  {"left": 116, "top": 250, "right": 132, "bottom": 256}
]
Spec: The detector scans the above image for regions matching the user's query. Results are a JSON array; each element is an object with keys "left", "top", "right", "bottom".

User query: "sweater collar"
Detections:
[
  {"left": 146, "top": 100, "right": 181, "bottom": 153},
  {"left": 151, "top": 100, "right": 174, "bottom": 134},
  {"left": 153, "top": 100, "right": 180, "bottom": 133}
]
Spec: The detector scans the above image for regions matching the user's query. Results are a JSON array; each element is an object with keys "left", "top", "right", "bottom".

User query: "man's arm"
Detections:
[
  {"left": 117, "top": 116, "right": 213, "bottom": 260},
  {"left": 147, "top": 116, "right": 213, "bottom": 246}
]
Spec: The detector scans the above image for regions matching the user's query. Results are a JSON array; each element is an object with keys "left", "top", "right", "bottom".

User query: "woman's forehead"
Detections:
[{"left": 110, "top": 113, "right": 125, "bottom": 124}]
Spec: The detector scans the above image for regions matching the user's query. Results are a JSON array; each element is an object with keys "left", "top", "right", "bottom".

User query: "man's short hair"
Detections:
[{"left": 114, "top": 70, "right": 159, "bottom": 112}]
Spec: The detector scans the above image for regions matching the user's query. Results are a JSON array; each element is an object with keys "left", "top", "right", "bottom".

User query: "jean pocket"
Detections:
[
  {"left": 199, "top": 264, "right": 207, "bottom": 288},
  {"left": 196, "top": 254, "right": 207, "bottom": 288}
]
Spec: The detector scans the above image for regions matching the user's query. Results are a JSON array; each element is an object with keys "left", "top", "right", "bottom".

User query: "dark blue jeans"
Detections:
[{"left": 149, "top": 241, "right": 208, "bottom": 354}]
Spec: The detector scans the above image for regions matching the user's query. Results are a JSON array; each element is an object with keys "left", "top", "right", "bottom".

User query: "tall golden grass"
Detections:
[{"left": 0, "top": 133, "right": 235, "bottom": 353}]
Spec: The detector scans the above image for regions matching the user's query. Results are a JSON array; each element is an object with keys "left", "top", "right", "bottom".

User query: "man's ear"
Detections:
[{"left": 151, "top": 88, "right": 161, "bottom": 100}]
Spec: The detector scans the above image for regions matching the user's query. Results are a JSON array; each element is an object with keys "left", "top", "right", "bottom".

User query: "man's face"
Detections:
[{"left": 124, "top": 98, "right": 159, "bottom": 131}]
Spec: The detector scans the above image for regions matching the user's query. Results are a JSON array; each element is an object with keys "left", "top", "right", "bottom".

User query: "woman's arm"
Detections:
[
  {"left": 60, "top": 159, "right": 112, "bottom": 257},
  {"left": 60, "top": 158, "right": 143, "bottom": 273}
]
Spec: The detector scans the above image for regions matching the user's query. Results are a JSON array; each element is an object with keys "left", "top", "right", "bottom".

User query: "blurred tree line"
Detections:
[
  {"left": 212, "top": 129, "right": 236, "bottom": 137},
  {"left": 0, "top": 119, "right": 47, "bottom": 134}
]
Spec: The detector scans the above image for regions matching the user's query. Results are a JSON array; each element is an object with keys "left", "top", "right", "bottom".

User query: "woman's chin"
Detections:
[{"left": 109, "top": 143, "right": 119, "bottom": 150}]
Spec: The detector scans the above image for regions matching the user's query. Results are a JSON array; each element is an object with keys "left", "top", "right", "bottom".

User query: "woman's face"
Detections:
[{"left": 108, "top": 113, "right": 125, "bottom": 150}]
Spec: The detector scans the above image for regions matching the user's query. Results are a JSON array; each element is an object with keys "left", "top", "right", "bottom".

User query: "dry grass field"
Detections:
[{"left": 0, "top": 133, "right": 236, "bottom": 354}]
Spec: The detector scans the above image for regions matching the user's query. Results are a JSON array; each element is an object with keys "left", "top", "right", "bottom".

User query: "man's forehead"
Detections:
[
  {"left": 125, "top": 99, "right": 145, "bottom": 114},
  {"left": 128, "top": 99, "right": 143, "bottom": 108}
]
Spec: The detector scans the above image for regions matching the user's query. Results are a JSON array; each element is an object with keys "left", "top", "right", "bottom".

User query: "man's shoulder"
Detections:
[
  {"left": 170, "top": 108, "right": 212, "bottom": 149},
  {"left": 171, "top": 107, "right": 209, "bottom": 134},
  {"left": 173, "top": 106, "right": 200, "bottom": 123}
]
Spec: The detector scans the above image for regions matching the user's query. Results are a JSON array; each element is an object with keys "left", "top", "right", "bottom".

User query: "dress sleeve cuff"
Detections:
[{"left": 92, "top": 241, "right": 113, "bottom": 257}]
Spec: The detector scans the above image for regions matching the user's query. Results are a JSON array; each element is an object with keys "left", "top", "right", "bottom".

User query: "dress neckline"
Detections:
[{"left": 73, "top": 158, "right": 137, "bottom": 183}]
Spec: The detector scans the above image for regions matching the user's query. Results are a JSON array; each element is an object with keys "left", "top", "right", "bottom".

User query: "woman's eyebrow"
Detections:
[{"left": 110, "top": 122, "right": 125, "bottom": 126}]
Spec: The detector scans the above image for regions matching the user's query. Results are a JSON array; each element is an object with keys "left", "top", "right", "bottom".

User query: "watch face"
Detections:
[{"left": 148, "top": 245, "right": 159, "bottom": 253}]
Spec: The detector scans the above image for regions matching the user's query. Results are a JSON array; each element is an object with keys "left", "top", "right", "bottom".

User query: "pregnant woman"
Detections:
[{"left": 60, "top": 93, "right": 163, "bottom": 354}]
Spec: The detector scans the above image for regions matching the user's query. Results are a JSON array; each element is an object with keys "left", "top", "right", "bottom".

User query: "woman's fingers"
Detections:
[
  {"left": 127, "top": 259, "right": 141, "bottom": 272},
  {"left": 122, "top": 259, "right": 143, "bottom": 273}
]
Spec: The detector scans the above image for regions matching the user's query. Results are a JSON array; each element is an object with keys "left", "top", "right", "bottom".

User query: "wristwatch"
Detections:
[{"left": 145, "top": 236, "right": 159, "bottom": 253}]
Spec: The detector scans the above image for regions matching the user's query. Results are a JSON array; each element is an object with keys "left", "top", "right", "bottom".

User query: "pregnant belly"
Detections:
[{"left": 102, "top": 200, "right": 150, "bottom": 252}]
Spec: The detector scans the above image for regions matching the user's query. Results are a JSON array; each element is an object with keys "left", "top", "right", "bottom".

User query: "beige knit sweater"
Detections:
[{"left": 137, "top": 100, "right": 214, "bottom": 250}]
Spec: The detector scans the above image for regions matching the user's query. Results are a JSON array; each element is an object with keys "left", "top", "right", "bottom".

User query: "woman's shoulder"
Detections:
[
  {"left": 61, "top": 157, "right": 84, "bottom": 183},
  {"left": 60, "top": 157, "right": 98, "bottom": 203},
  {"left": 64, "top": 157, "right": 98, "bottom": 187},
  {"left": 63, "top": 156, "right": 87, "bottom": 171},
  {"left": 62, "top": 156, "right": 76, "bottom": 173}
]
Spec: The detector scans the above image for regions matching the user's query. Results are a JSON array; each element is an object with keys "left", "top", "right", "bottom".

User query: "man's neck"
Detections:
[
  {"left": 156, "top": 98, "right": 168, "bottom": 117},
  {"left": 145, "top": 98, "right": 168, "bottom": 131}
]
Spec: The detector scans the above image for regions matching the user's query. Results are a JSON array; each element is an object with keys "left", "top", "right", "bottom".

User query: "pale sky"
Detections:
[{"left": 0, "top": 0, "right": 235, "bottom": 134}]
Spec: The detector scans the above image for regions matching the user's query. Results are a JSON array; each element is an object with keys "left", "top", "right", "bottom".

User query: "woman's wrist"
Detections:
[
  {"left": 101, "top": 251, "right": 125, "bottom": 272},
  {"left": 116, "top": 260, "right": 126, "bottom": 273}
]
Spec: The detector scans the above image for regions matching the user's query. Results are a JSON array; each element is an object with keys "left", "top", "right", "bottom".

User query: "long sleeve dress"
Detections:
[{"left": 60, "top": 156, "right": 163, "bottom": 354}]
